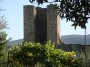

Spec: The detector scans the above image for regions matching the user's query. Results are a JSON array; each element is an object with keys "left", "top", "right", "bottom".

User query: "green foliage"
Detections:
[
  {"left": 0, "top": 9, "right": 8, "bottom": 31},
  {"left": 10, "top": 41, "right": 82, "bottom": 67},
  {"left": 0, "top": 32, "right": 10, "bottom": 62},
  {"left": 0, "top": 32, "right": 7, "bottom": 59},
  {"left": 58, "top": 0, "right": 90, "bottom": 29},
  {"left": 0, "top": 10, "right": 9, "bottom": 62},
  {"left": 0, "top": 15, "right": 7, "bottom": 30}
]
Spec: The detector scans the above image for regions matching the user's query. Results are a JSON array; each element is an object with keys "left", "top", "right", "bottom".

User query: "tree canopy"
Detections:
[
  {"left": 29, "top": 0, "right": 90, "bottom": 29},
  {"left": 0, "top": 9, "right": 8, "bottom": 61}
]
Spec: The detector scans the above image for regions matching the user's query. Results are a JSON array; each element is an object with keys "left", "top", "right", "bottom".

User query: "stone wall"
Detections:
[
  {"left": 24, "top": 5, "right": 36, "bottom": 42},
  {"left": 47, "top": 4, "right": 60, "bottom": 44}
]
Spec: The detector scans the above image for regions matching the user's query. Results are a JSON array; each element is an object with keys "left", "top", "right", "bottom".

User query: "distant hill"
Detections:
[
  {"left": 7, "top": 39, "right": 23, "bottom": 46},
  {"left": 7, "top": 34, "right": 90, "bottom": 46},
  {"left": 61, "top": 34, "right": 90, "bottom": 45}
]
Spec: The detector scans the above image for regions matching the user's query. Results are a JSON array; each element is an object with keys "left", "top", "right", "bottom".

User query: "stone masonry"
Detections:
[
  {"left": 24, "top": 4, "right": 61, "bottom": 44},
  {"left": 47, "top": 4, "right": 60, "bottom": 44},
  {"left": 24, "top": 5, "right": 36, "bottom": 42}
]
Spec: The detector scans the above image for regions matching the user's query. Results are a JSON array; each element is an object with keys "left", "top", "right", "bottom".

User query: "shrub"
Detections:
[{"left": 10, "top": 41, "right": 82, "bottom": 67}]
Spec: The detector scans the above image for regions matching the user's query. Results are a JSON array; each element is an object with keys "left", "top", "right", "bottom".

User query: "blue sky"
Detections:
[{"left": 0, "top": 0, "right": 90, "bottom": 40}]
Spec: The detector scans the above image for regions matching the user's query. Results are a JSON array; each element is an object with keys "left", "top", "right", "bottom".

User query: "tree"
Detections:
[
  {"left": 0, "top": 32, "right": 7, "bottom": 60},
  {"left": 0, "top": 10, "right": 8, "bottom": 61},
  {"left": 29, "top": 0, "right": 90, "bottom": 29},
  {"left": 10, "top": 41, "right": 83, "bottom": 67},
  {"left": 0, "top": 15, "right": 7, "bottom": 30}
]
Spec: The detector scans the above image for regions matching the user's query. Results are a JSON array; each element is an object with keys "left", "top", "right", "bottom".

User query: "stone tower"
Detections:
[
  {"left": 24, "top": 5, "right": 36, "bottom": 42},
  {"left": 24, "top": 4, "right": 61, "bottom": 44},
  {"left": 47, "top": 4, "right": 60, "bottom": 44}
]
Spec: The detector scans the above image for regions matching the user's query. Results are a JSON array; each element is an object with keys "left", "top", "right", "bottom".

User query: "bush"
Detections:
[{"left": 10, "top": 41, "right": 82, "bottom": 67}]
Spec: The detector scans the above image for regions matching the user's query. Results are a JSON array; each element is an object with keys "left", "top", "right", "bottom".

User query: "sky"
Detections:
[{"left": 0, "top": 0, "right": 90, "bottom": 41}]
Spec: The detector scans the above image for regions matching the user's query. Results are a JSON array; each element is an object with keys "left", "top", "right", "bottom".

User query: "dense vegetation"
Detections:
[
  {"left": 9, "top": 41, "right": 82, "bottom": 67},
  {"left": 0, "top": 10, "right": 9, "bottom": 62}
]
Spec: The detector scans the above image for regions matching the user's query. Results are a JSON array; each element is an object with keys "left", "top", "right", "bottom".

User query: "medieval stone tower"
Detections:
[{"left": 24, "top": 4, "right": 61, "bottom": 44}]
